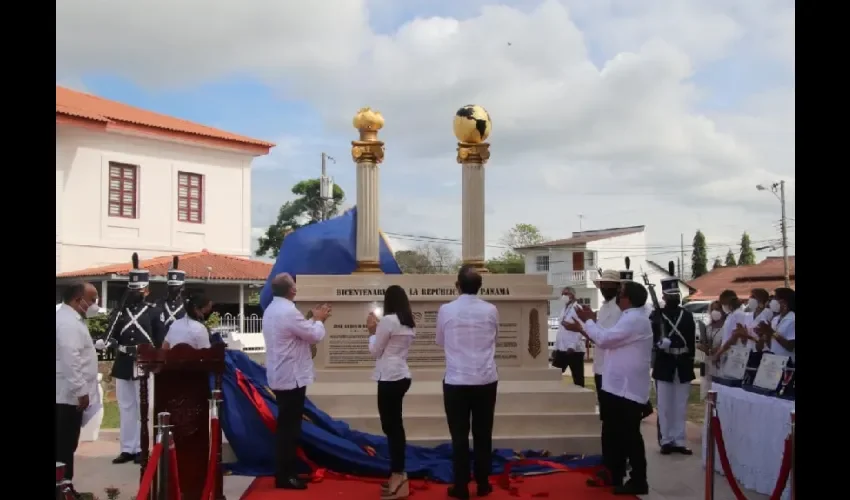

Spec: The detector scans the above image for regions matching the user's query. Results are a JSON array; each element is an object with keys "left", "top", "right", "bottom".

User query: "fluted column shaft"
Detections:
[
  {"left": 457, "top": 142, "right": 491, "bottom": 272},
  {"left": 356, "top": 161, "right": 380, "bottom": 271}
]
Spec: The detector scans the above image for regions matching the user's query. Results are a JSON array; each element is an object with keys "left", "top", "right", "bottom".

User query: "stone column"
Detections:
[
  {"left": 351, "top": 108, "right": 385, "bottom": 273},
  {"left": 457, "top": 143, "right": 490, "bottom": 272}
]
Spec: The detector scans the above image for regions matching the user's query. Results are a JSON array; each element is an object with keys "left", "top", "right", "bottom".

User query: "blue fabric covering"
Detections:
[
  {"left": 259, "top": 208, "right": 402, "bottom": 311},
  {"left": 220, "top": 351, "right": 602, "bottom": 482}
]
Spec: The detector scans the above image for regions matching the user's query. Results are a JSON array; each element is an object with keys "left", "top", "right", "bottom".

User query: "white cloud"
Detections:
[{"left": 57, "top": 0, "right": 794, "bottom": 270}]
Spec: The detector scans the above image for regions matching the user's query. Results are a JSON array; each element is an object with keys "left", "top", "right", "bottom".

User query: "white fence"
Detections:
[{"left": 219, "top": 313, "right": 266, "bottom": 353}]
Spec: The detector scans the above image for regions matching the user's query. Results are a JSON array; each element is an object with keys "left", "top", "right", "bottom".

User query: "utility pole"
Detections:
[
  {"left": 779, "top": 180, "right": 790, "bottom": 287},
  {"left": 679, "top": 233, "right": 685, "bottom": 279},
  {"left": 578, "top": 214, "right": 584, "bottom": 232}
]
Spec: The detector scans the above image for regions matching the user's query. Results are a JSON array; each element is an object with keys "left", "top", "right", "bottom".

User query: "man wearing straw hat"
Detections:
[{"left": 590, "top": 269, "right": 624, "bottom": 407}]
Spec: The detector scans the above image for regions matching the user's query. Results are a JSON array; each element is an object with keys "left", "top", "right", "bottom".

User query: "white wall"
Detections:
[{"left": 56, "top": 126, "right": 255, "bottom": 273}]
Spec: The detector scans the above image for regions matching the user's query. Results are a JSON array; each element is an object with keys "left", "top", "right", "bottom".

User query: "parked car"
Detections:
[{"left": 548, "top": 317, "right": 559, "bottom": 362}]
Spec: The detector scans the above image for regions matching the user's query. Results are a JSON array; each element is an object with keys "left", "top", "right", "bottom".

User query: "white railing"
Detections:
[
  {"left": 549, "top": 270, "right": 599, "bottom": 287},
  {"left": 220, "top": 313, "right": 264, "bottom": 334}
]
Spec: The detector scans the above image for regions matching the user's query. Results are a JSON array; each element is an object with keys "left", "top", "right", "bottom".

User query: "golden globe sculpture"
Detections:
[
  {"left": 352, "top": 107, "right": 384, "bottom": 142},
  {"left": 453, "top": 104, "right": 491, "bottom": 144}
]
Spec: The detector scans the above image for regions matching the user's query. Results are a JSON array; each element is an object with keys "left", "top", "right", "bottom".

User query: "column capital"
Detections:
[
  {"left": 457, "top": 142, "right": 490, "bottom": 164},
  {"left": 351, "top": 141, "right": 385, "bottom": 164}
]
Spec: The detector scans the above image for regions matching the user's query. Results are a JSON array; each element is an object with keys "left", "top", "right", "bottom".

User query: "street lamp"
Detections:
[{"left": 755, "top": 181, "right": 790, "bottom": 287}]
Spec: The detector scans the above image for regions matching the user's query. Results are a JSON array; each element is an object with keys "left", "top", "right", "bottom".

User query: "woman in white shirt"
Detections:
[
  {"left": 716, "top": 290, "right": 752, "bottom": 359},
  {"left": 367, "top": 285, "right": 416, "bottom": 500},
  {"left": 746, "top": 288, "right": 774, "bottom": 343},
  {"left": 756, "top": 288, "right": 796, "bottom": 360},
  {"left": 696, "top": 301, "right": 725, "bottom": 399},
  {"left": 163, "top": 293, "right": 213, "bottom": 350}
]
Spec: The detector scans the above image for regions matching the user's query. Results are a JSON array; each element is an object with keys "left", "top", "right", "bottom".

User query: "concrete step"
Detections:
[
  {"left": 337, "top": 411, "right": 600, "bottom": 439},
  {"left": 314, "top": 367, "right": 564, "bottom": 383},
  {"left": 307, "top": 380, "right": 598, "bottom": 416}
]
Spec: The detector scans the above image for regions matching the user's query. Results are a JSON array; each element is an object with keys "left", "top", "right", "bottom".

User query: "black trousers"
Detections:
[
  {"left": 560, "top": 351, "right": 586, "bottom": 387},
  {"left": 55, "top": 403, "right": 83, "bottom": 482},
  {"left": 443, "top": 381, "right": 498, "bottom": 488},
  {"left": 274, "top": 386, "right": 307, "bottom": 483},
  {"left": 378, "top": 378, "right": 412, "bottom": 473},
  {"left": 599, "top": 390, "right": 647, "bottom": 484},
  {"left": 594, "top": 374, "right": 604, "bottom": 420}
]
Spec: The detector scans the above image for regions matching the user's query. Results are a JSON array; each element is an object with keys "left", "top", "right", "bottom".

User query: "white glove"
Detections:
[
  {"left": 94, "top": 339, "right": 106, "bottom": 351},
  {"left": 657, "top": 337, "right": 672, "bottom": 351}
]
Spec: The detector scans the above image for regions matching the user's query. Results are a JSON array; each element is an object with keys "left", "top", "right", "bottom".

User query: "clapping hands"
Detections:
[
  {"left": 366, "top": 311, "right": 379, "bottom": 334},
  {"left": 574, "top": 305, "right": 597, "bottom": 323},
  {"left": 311, "top": 303, "right": 332, "bottom": 323}
]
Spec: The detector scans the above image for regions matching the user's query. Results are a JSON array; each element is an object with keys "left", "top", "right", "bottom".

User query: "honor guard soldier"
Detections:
[
  {"left": 103, "top": 253, "right": 166, "bottom": 465},
  {"left": 155, "top": 256, "right": 186, "bottom": 332},
  {"left": 651, "top": 261, "right": 696, "bottom": 455}
]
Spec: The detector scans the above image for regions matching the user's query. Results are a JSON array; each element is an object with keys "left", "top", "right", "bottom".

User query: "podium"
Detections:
[{"left": 138, "top": 343, "right": 226, "bottom": 500}]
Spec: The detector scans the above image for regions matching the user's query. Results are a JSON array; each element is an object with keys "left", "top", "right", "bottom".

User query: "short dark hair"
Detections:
[
  {"left": 62, "top": 282, "right": 88, "bottom": 304},
  {"left": 751, "top": 288, "right": 769, "bottom": 304},
  {"left": 621, "top": 281, "right": 648, "bottom": 308},
  {"left": 719, "top": 289, "right": 739, "bottom": 307},
  {"left": 384, "top": 285, "right": 415, "bottom": 329},
  {"left": 774, "top": 287, "right": 796, "bottom": 313},
  {"left": 456, "top": 264, "right": 482, "bottom": 295}
]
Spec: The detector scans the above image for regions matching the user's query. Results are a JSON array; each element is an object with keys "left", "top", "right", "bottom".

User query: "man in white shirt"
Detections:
[
  {"left": 554, "top": 287, "right": 586, "bottom": 386},
  {"left": 56, "top": 282, "right": 100, "bottom": 496},
  {"left": 591, "top": 271, "right": 624, "bottom": 408},
  {"left": 564, "top": 280, "right": 653, "bottom": 496},
  {"left": 262, "top": 273, "right": 331, "bottom": 490},
  {"left": 437, "top": 265, "right": 498, "bottom": 499}
]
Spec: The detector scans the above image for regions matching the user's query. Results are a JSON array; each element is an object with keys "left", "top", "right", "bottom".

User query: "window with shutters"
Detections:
[
  {"left": 108, "top": 162, "right": 138, "bottom": 219},
  {"left": 177, "top": 172, "right": 204, "bottom": 223}
]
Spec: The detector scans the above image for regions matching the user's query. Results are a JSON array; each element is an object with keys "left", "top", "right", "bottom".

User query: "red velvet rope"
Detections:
[
  {"left": 201, "top": 418, "right": 221, "bottom": 500},
  {"left": 136, "top": 443, "right": 164, "bottom": 500},
  {"left": 710, "top": 415, "right": 793, "bottom": 500},
  {"left": 168, "top": 445, "right": 183, "bottom": 500}
]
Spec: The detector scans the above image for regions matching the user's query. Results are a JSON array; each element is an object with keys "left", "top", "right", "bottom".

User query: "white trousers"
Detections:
[
  {"left": 656, "top": 380, "right": 691, "bottom": 447},
  {"left": 116, "top": 378, "right": 141, "bottom": 454}
]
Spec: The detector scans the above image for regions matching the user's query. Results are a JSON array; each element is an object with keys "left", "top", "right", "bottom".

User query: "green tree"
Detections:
[
  {"left": 712, "top": 257, "right": 723, "bottom": 270},
  {"left": 394, "top": 244, "right": 459, "bottom": 274},
  {"left": 255, "top": 179, "right": 346, "bottom": 258},
  {"left": 738, "top": 232, "right": 756, "bottom": 266},
  {"left": 485, "top": 223, "right": 545, "bottom": 273},
  {"left": 724, "top": 249, "right": 737, "bottom": 267},
  {"left": 691, "top": 230, "right": 708, "bottom": 278},
  {"left": 395, "top": 249, "right": 434, "bottom": 274}
]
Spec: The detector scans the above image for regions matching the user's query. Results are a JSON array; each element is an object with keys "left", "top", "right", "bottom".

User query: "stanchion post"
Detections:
[
  {"left": 790, "top": 410, "right": 795, "bottom": 500},
  {"left": 212, "top": 388, "right": 226, "bottom": 500},
  {"left": 704, "top": 390, "right": 717, "bottom": 500},
  {"left": 157, "top": 412, "right": 172, "bottom": 500}
]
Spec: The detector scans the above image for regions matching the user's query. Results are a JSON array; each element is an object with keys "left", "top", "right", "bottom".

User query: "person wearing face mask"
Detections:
[
  {"left": 95, "top": 253, "right": 167, "bottom": 465},
  {"left": 163, "top": 292, "right": 214, "bottom": 350},
  {"left": 553, "top": 287, "right": 586, "bottom": 387},
  {"left": 697, "top": 301, "right": 726, "bottom": 399},
  {"left": 650, "top": 269, "right": 696, "bottom": 456},
  {"left": 755, "top": 288, "right": 796, "bottom": 360},
  {"left": 56, "top": 281, "right": 101, "bottom": 498},
  {"left": 591, "top": 270, "right": 624, "bottom": 407},
  {"left": 746, "top": 288, "right": 773, "bottom": 344},
  {"left": 153, "top": 256, "right": 187, "bottom": 334},
  {"left": 715, "top": 290, "right": 751, "bottom": 360}
]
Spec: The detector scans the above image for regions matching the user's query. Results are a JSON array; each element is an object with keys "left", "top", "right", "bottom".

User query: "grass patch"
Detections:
[
  {"left": 103, "top": 400, "right": 119, "bottom": 429},
  {"left": 563, "top": 375, "right": 705, "bottom": 424}
]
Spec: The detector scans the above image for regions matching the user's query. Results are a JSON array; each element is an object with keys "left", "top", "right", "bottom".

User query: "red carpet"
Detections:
[{"left": 240, "top": 473, "right": 638, "bottom": 499}]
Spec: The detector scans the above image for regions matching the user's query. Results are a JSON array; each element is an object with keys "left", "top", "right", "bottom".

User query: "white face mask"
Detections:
[
  {"left": 560, "top": 295, "right": 571, "bottom": 303},
  {"left": 722, "top": 305, "right": 731, "bottom": 314},
  {"left": 747, "top": 298, "right": 759, "bottom": 310},
  {"left": 710, "top": 310, "right": 723, "bottom": 322},
  {"left": 83, "top": 299, "right": 101, "bottom": 319},
  {"left": 769, "top": 299, "right": 781, "bottom": 313}
]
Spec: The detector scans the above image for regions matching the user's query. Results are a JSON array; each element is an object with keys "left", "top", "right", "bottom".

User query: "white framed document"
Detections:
[
  {"left": 720, "top": 344, "right": 750, "bottom": 380},
  {"left": 134, "top": 362, "right": 145, "bottom": 379},
  {"left": 752, "top": 353, "right": 789, "bottom": 391}
]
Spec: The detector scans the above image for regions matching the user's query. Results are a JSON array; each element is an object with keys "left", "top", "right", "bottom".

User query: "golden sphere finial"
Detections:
[
  {"left": 453, "top": 105, "right": 491, "bottom": 144},
  {"left": 353, "top": 107, "right": 385, "bottom": 142}
]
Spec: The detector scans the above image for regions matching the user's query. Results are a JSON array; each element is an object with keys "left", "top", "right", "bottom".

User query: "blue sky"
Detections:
[{"left": 57, "top": 0, "right": 795, "bottom": 269}]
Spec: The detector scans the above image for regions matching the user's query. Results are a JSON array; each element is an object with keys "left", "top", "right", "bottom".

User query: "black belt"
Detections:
[{"left": 117, "top": 345, "right": 137, "bottom": 355}]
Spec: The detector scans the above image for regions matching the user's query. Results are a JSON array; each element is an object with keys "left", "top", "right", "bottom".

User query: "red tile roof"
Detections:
[
  {"left": 56, "top": 250, "right": 273, "bottom": 282},
  {"left": 56, "top": 86, "right": 275, "bottom": 156},
  {"left": 687, "top": 257, "right": 796, "bottom": 301},
  {"left": 517, "top": 225, "right": 646, "bottom": 249}
]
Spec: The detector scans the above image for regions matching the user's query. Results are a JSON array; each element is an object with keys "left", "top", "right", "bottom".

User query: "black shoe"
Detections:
[
  {"left": 674, "top": 446, "right": 693, "bottom": 455},
  {"left": 660, "top": 444, "right": 675, "bottom": 455},
  {"left": 133, "top": 453, "right": 142, "bottom": 464},
  {"left": 447, "top": 485, "right": 470, "bottom": 499},
  {"left": 613, "top": 481, "right": 649, "bottom": 496},
  {"left": 112, "top": 452, "right": 136, "bottom": 464},
  {"left": 275, "top": 476, "right": 308, "bottom": 490},
  {"left": 477, "top": 482, "right": 493, "bottom": 497}
]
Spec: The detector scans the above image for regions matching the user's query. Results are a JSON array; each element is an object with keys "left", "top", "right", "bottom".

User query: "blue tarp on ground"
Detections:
[
  {"left": 220, "top": 350, "right": 602, "bottom": 482},
  {"left": 258, "top": 207, "right": 402, "bottom": 310}
]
